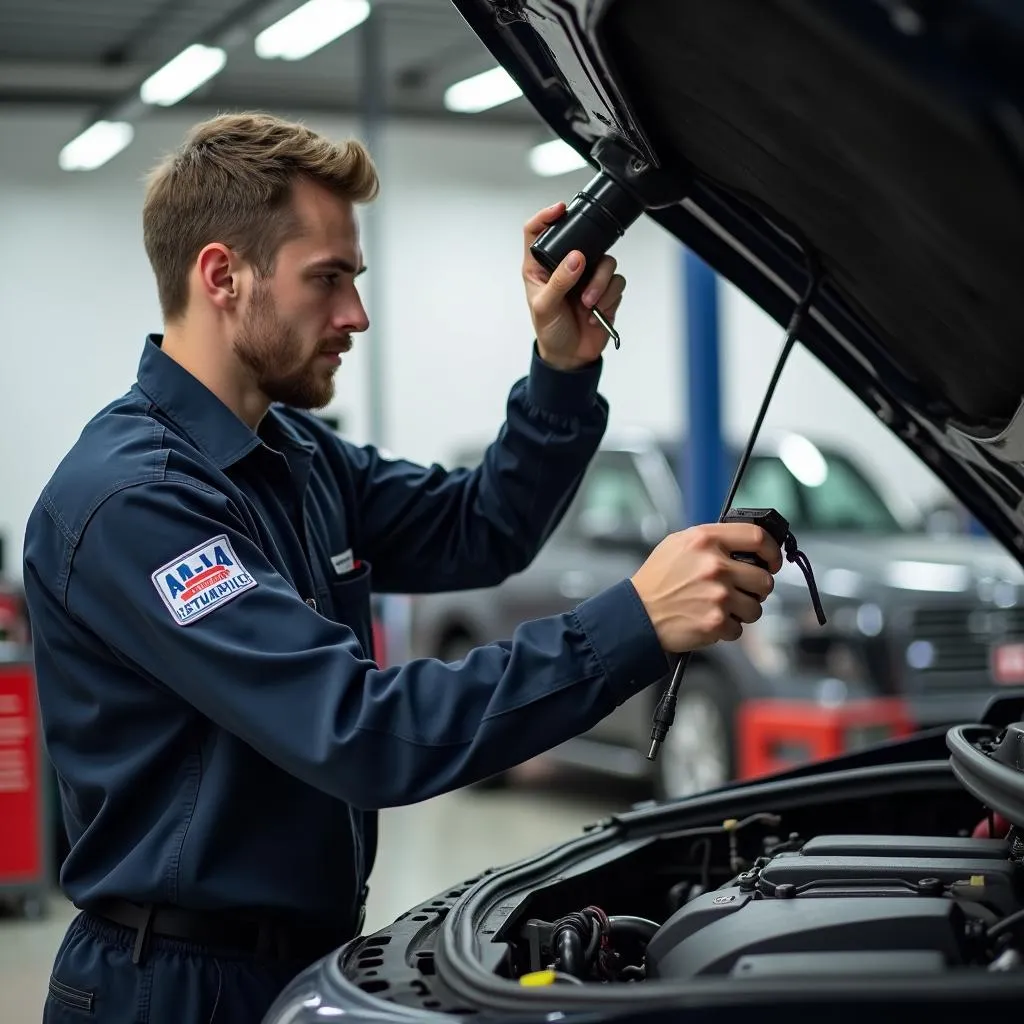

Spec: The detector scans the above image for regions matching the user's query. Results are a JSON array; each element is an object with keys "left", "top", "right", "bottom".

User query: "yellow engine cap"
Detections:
[{"left": 519, "top": 970, "right": 558, "bottom": 987}]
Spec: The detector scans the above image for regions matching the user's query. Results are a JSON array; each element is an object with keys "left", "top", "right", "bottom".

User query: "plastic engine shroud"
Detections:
[{"left": 644, "top": 833, "right": 1018, "bottom": 980}]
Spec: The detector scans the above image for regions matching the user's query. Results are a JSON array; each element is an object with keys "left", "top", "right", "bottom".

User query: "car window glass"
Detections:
[
  {"left": 569, "top": 451, "right": 660, "bottom": 538},
  {"left": 801, "top": 456, "right": 900, "bottom": 532},
  {"left": 734, "top": 451, "right": 902, "bottom": 533},
  {"left": 451, "top": 446, "right": 661, "bottom": 541},
  {"left": 732, "top": 458, "right": 799, "bottom": 522}
]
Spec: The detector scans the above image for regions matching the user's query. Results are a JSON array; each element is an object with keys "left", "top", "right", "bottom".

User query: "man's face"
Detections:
[{"left": 233, "top": 178, "right": 369, "bottom": 410}]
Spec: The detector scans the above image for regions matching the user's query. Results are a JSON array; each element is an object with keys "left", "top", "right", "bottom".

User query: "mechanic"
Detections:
[{"left": 23, "top": 112, "right": 782, "bottom": 1023}]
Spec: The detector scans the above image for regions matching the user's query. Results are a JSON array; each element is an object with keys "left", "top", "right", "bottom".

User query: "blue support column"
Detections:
[
  {"left": 360, "top": 2, "right": 386, "bottom": 449},
  {"left": 682, "top": 247, "right": 725, "bottom": 526}
]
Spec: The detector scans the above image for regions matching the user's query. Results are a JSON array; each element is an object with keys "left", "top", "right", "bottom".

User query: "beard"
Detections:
[{"left": 233, "top": 281, "right": 347, "bottom": 410}]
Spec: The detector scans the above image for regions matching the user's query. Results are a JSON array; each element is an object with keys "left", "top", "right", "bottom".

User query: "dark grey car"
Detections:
[{"left": 409, "top": 431, "right": 1024, "bottom": 798}]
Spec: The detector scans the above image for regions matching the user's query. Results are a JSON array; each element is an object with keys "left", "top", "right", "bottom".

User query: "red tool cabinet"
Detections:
[{"left": 0, "top": 658, "right": 49, "bottom": 918}]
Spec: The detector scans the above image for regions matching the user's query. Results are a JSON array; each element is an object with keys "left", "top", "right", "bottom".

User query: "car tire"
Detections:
[
  {"left": 439, "top": 631, "right": 511, "bottom": 792},
  {"left": 652, "top": 664, "right": 737, "bottom": 801},
  {"left": 19, "top": 895, "right": 46, "bottom": 920}
]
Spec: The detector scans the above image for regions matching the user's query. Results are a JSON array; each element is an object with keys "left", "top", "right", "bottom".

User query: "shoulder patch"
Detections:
[{"left": 151, "top": 534, "right": 257, "bottom": 626}]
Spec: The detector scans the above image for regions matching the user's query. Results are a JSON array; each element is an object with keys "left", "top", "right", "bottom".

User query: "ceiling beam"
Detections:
[
  {"left": 0, "top": 1, "right": 544, "bottom": 132},
  {"left": 0, "top": 60, "right": 151, "bottom": 100},
  {"left": 182, "top": 94, "right": 543, "bottom": 126},
  {"left": 0, "top": 84, "right": 543, "bottom": 132},
  {"left": 100, "top": 0, "right": 193, "bottom": 64}
]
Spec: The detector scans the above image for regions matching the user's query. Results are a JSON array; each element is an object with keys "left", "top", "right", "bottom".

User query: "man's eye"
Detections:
[{"left": 318, "top": 274, "right": 339, "bottom": 288}]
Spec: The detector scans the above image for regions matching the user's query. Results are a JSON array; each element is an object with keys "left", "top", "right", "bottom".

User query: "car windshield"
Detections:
[
  {"left": 457, "top": 438, "right": 904, "bottom": 538},
  {"left": 565, "top": 449, "right": 666, "bottom": 537},
  {"left": 660, "top": 437, "right": 906, "bottom": 536},
  {"left": 733, "top": 448, "right": 903, "bottom": 535}
]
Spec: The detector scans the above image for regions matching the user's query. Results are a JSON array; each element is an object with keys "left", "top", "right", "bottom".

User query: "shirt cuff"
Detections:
[
  {"left": 525, "top": 342, "right": 603, "bottom": 416},
  {"left": 573, "top": 579, "right": 670, "bottom": 706}
]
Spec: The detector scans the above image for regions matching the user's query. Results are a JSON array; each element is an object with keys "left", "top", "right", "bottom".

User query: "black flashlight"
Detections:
[{"left": 529, "top": 137, "right": 689, "bottom": 349}]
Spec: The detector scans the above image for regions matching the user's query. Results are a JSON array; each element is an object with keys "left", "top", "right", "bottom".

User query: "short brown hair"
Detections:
[{"left": 143, "top": 111, "right": 379, "bottom": 321}]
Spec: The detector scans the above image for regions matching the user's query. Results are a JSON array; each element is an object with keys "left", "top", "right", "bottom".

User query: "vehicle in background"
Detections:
[
  {"left": 408, "top": 431, "right": 1024, "bottom": 799},
  {"left": 920, "top": 497, "right": 990, "bottom": 538},
  {"left": 0, "top": 583, "right": 28, "bottom": 652},
  {"left": 0, "top": 535, "right": 29, "bottom": 655}
]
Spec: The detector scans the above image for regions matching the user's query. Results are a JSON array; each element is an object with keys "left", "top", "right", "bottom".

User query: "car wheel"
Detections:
[
  {"left": 439, "top": 631, "right": 510, "bottom": 792},
  {"left": 19, "top": 895, "right": 46, "bottom": 920},
  {"left": 653, "top": 665, "right": 737, "bottom": 801}
]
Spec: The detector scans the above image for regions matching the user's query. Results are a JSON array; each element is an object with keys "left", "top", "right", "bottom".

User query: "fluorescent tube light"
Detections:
[
  {"left": 140, "top": 44, "right": 227, "bottom": 106},
  {"left": 59, "top": 121, "right": 134, "bottom": 172},
  {"left": 528, "top": 139, "right": 588, "bottom": 177},
  {"left": 255, "top": 0, "right": 370, "bottom": 61},
  {"left": 444, "top": 67, "right": 522, "bottom": 113}
]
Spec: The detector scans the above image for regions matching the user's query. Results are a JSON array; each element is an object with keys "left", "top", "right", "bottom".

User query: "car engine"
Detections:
[
  {"left": 507, "top": 724, "right": 1024, "bottom": 985},
  {"left": 513, "top": 828, "right": 1024, "bottom": 984},
  {"left": 645, "top": 832, "right": 1019, "bottom": 979}
]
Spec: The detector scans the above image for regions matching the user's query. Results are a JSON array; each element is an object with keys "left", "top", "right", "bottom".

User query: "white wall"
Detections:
[{"left": 0, "top": 106, "right": 947, "bottom": 575}]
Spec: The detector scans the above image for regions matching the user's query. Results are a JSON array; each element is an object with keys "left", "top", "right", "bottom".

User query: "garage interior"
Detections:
[{"left": 0, "top": 0, "right": 1011, "bottom": 1020}]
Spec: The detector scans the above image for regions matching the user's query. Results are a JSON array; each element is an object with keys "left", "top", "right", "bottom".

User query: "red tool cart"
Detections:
[
  {"left": 736, "top": 696, "right": 917, "bottom": 781},
  {"left": 0, "top": 656, "right": 49, "bottom": 918}
]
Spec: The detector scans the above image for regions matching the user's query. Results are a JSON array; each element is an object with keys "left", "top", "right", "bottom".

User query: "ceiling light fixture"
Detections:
[
  {"left": 255, "top": 0, "right": 370, "bottom": 61},
  {"left": 58, "top": 121, "right": 135, "bottom": 172},
  {"left": 139, "top": 44, "right": 227, "bottom": 106},
  {"left": 444, "top": 67, "right": 522, "bottom": 113},
  {"left": 528, "top": 139, "right": 588, "bottom": 177}
]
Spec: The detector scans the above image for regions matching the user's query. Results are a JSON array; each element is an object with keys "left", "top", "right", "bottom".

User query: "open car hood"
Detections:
[{"left": 450, "top": 0, "right": 1024, "bottom": 558}]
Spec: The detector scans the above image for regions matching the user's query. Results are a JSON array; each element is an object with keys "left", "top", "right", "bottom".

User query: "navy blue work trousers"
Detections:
[{"left": 43, "top": 911, "right": 310, "bottom": 1023}]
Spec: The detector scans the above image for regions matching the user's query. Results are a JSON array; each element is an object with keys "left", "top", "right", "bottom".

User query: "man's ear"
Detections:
[{"left": 196, "top": 243, "right": 241, "bottom": 311}]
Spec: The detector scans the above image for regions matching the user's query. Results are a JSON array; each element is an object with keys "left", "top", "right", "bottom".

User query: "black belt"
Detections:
[{"left": 82, "top": 897, "right": 364, "bottom": 965}]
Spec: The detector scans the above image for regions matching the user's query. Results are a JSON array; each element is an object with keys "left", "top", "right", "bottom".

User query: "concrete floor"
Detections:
[{"left": 0, "top": 763, "right": 641, "bottom": 1023}]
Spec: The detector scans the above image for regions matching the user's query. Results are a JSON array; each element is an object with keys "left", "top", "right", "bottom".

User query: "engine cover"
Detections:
[{"left": 645, "top": 833, "right": 1019, "bottom": 980}]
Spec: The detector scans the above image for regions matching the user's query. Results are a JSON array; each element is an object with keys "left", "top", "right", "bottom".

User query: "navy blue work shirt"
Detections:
[{"left": 22, "top": 335, "right": 668, "bottom": 933}]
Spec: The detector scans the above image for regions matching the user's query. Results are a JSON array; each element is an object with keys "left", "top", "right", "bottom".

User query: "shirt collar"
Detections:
[{"left": 135, "top": 334, "right": 313, "bottom": 471}]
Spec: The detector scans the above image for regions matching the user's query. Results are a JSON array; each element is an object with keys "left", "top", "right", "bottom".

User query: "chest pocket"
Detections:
[{"left": 327, "top": 560, "right": 375, "bottom": 660}]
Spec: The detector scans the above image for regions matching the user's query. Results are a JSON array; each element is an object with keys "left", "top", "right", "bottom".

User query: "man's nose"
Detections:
[{"left": 335, "top": 295, "right": 369, "bottom": 334}]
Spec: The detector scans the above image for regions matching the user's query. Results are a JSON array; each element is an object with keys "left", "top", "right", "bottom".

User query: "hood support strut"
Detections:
[{"left": 647, "top": 247, "right": 825, "bottom": 763}]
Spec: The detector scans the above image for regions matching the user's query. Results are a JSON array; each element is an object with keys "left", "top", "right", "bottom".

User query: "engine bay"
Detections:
[
  {"left": 505, "top": 822, "right": 1024, "bottom": 986},
  {"left": 495, "top": 723, "right": 1024, "bottom": 988},
  {"left": 342, "top": 718, "right": 1024, "bottom": 1010}
]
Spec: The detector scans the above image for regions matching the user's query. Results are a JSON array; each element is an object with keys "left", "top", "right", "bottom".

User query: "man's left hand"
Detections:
[{"left": 522, "top": 203, "right": 627, "bottom": 371}]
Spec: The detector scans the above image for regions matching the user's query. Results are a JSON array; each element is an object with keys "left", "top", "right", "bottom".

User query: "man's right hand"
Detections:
[{"left": 630, "top": 524, "right": 783, "bottom": 653}]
